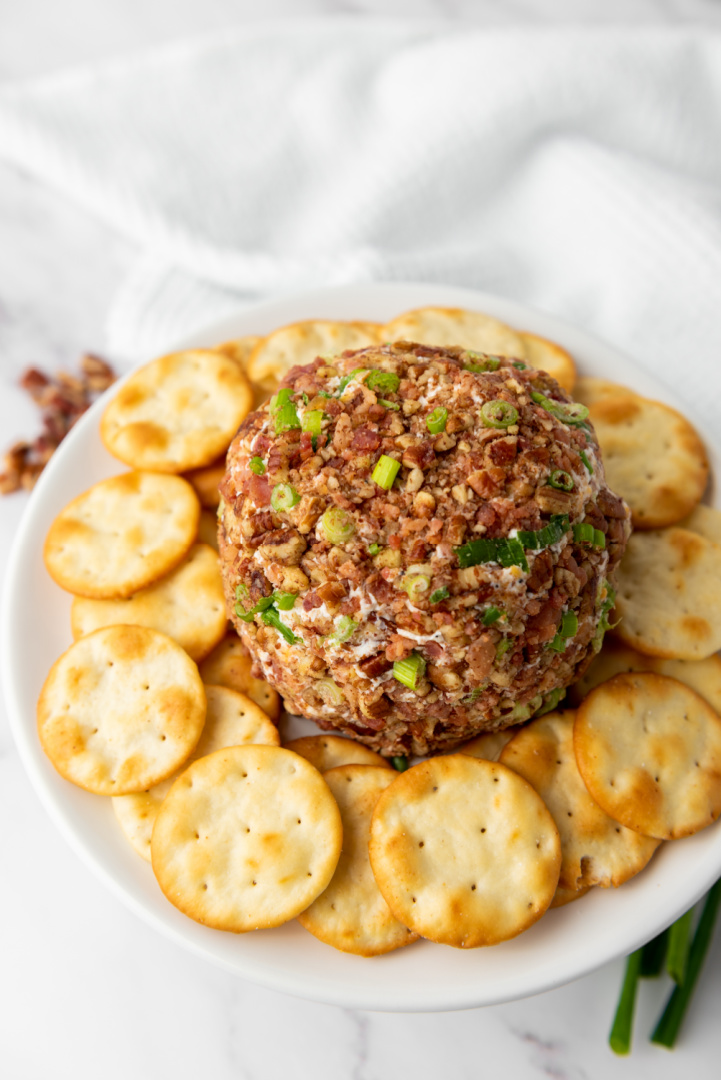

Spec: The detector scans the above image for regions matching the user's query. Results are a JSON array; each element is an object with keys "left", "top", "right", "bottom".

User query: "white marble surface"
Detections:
[{"left": 3, "top": 3, "right": 721, "bottom": 1078}]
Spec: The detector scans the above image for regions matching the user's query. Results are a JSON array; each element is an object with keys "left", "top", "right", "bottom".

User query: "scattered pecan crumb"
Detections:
[{"left": 0, "top": 354, "right": 116, "bottom": 494}]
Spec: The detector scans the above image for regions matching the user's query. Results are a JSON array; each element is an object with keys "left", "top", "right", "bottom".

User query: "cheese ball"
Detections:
[{"left": 218, "top": 342, "right": 630, "bottom": 757}]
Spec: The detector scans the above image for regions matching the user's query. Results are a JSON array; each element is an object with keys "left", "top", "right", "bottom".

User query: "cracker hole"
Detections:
[
  {"left": 251, "top": 880, "right": 257, "bottom": 886},
  {"left": 493, "top": 777, "right": 498, "bottom": 783},
  {"left": 194, "top": 832, "right": 199, "bottom": 840},
  {"left": 418, "top": 840, "right": 424, "bottom": 848},
  {"left": 471, "top": 884, "right": 476, "bottom": 891},
  {"left": 202, "top": 884, "right": 208, "bottom": 890},
  {"left": 432, "top": 786, "right": 438, "bottom": 792},
  {"left": 411, "top": 897, "right": 416, "bottom": 903},
  {"left": 567, "top": 811, "right": 573, "bottom": 817},
  {"left": 296, "top": 819, "right": 301, "bottom": 825},
  {"left": 160, "top": 735, "right": 166, "bottom": 741},
  {"left": 480, "top": 828, "right": 486, "bottom": 834},
  {"left": 615, "top": 827, "right": 621, "bottom": 833},
  {"left": 307, "top": 872, "right": 312, "bottom": 877}
]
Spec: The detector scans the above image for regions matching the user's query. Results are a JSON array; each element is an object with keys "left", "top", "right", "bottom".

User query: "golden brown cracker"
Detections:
[
  {"left": 298, "top": 765, "right": 417, "bottom": 955},
  {"left": 198, "top": 635, "right": 281, "bottom": 721},
  {"left": 575, "top": 672, "right": 721, "bottom": 840},
  {"left": 70, "top": 543, "right": 226, "bottom": 662},
  {"left": 38, "top": 625, "right": 206, "bottom": 796},
  {"left": 113, "top": 684, "right": 279, "bottom": 860},
  {"left": 568, "top": 638, "right": 721, "bottom": 715},
  {"left": 457, "top": 727, "right": 522, "bottom": 763},
  {"left": 197, "top": 508, "right": 219, "bottom": 551},
  {"left": 101, "top": 349, "right": 253, "bottom": 472},
  {"left": 151, "top": 745, "right": 343, "bottom": 931},
  {"left": 517, "top": 332, "right": 576, "bottom": 392},
  {"left": 284, "top": 734, "right": 391, "bottom": 772},
  {"left": 500, "top": 711, "right": 659, "bottom": 889},
  {"left": 588, "top": 394, "right": 708, "bottom": 529},
  {"left": 184, "top": 457, "right": 226, "bottom": 509},
  {"left": 368, "top": 755, "right": 561, "bottom": 948},
  {"left": 247, "top": 320, "right": 382, "bottom": 391},
  {"left": 614, "top": 527, "right": 721, "bottom": 660},
  {"left": 382, "top": 306, "right": 525, "bottom": 360},
  {"left": 44, "top": 471, "right": 200, "bottom": 599}
]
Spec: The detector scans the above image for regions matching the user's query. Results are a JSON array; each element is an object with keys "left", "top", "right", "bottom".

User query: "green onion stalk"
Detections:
[
  {"left": 320, "top": 507, "right": 356, "bottom": 544},
  {"left": 393, "top": 652, "right": 426, "bottom": 690},
  {"left": 426, "top": 407, "right": 448, "bottom": 434},
  {"left": 481, "top": 400, "right": 518, "bottom": 429},
  {"left": 372, "top": 455, "right": 401, "bottom": 490},
  {"left": 399, "top": 574, "right": 431, "bottom": 604}
]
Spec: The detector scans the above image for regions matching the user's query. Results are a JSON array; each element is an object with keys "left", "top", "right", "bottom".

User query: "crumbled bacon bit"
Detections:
[{"left": 1, "top": 354, "right": 116, "bottom": 494}]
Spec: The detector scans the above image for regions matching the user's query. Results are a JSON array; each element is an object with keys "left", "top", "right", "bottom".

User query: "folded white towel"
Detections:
[{"left": 1, "top": 21, "right": 720, "bottom": 425}]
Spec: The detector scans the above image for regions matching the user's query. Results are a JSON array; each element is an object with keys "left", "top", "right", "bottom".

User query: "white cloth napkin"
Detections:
[{"left": 1, "top": 20, "right": 720, "bottom": 422}]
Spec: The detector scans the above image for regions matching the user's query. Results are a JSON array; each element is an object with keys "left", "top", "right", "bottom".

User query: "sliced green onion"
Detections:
[
  {"left": 393, "top": 652, "right": 426, "bottom": 690},
  {"left": 301, "top": 410, "right": 323, "bottom": 448},
  {"left": 464, "top": 354, "right": 501, "bottom": 373},
  {"left": 301, "top": 392, "right": 309, "bottom": 405},
  {"left": 270, "top": 387, "right": 293, "bottom": 411},
  {"left": 368, "top": 543, "right": 381, "bottom": 556},
  {"left": 429, "top": 586, "right": 449, "bottom": 604},
  {"left": 594, "top": 528, "right": 606, "bottom": 549},
  {"left": 609, "top": 948, "right": 643, "bottom": 1055},
  {"left": 260, "top": 606, "right": 300, "bottom": 645},
  {"left": 315, "top": 678, "right": 345, "bottom": 706},
  {"left": 399, "top": 574, "right": 431, "bottom": 603},
  {"left": 512, "top": 360, "right": 528, "bottom": 370},
  {"left": 517, "top": 514, "right": 570, "bottom": 551},
  {"left": 462, "top": 687, "right": 484, "bottom": 704},
  {"left": 651, "top": 880, "right": 721, "bottom": 1049},
  {"left": 272, "top": 591, "right": 297, "bottom": 611},
  {"left": 271, "top": 483, "right": 301, "bottom": 512},
  {"left": 640, "top": 929, "right": 669, "bottom": 978},
  {"left": 535, "top": 686, "right": 566, "bottom": 716},
  {"left": 666, "top": 908, "right": 695, "bottom": 985},
  {"left": 249, "top": 456, "right": 266, "bottom": 475},
  {"left": 531, "top": 392, "right": 590, "bottom": 426},
  {"left": 455, "top": 537, "right": 529, "bottom": 573},
  {"left": 234, "top": 591, "right": 275, "bottom": 623},
  {"left": 548, "top": 611, "right": 578, "bottom": 652},
  {"left": 378, "top": 399, "right": 400, "bottom": 410},
  {"left": 548, "top": 469, "right": 574, "bottom": 491},
  {"left": 481, "top": 399, "right": 519, "bottom": 429},
  {"left": 372, "top": 455, "right": 400, "bottom": 490},
  {"left": 366, "top": 370, "right": 400, "bottom": 395},
  {"left": 337, "top": 368, "right": 368, "bottom": 396},
  {"left": 235, "top": 583, "right": 250, "bottom": 607},
  {"left": 573, "top": 522, "right": 594, "bottom": 544},
  {"left": 320, "top": 507, "right": 356, "bottom": 544},
  {"left": 275, "top": 405, "right": 301, "bottom": 433},
  {"left": 426, "top": 407, "right": 448, "bottom": 434},
  {"left": 482, "top": 606, "right": 503, "bottom": 626},
  {"left": 579, "top": 449, "right": 594, "bottom": 473},
  {"left": 392, "top": 755, "right": 409, "bottom": 772},
  {"left": 325, "top": 615, "right": 358, "bottom": 646},
  {"left": 496, "top": 637, "right": 513, "bottom": 661},
  {"left": 317, "top": 390, "right": 333, "bottom": 399}
]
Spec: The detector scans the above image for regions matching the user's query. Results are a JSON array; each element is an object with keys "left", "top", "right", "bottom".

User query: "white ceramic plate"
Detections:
[{"left": 4, "top": 282, "right": 721, "bottom": 1012}]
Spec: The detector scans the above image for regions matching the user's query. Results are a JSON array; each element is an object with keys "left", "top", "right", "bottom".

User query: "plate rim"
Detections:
[{"left": 4, "top": 280, "right": 721, "bottom": 1012}]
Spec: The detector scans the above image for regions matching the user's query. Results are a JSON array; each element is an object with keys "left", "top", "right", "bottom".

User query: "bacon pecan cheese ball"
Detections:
[{"left": 218, "top": 342, "right": 631, "bottom": 757}]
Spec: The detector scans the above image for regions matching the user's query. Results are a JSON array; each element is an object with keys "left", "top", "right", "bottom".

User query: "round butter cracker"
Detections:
[
  {"left": 298, "top": 765, "right": 417, "bottom": 956},
  {"left": 368, "top": 755, "right": 561, "bottom": 948},
  {"left": 101, "top": 349, "right": 253, "bottom": 472},
  {"left": 151, "top": 745, "right": 342, "bottom": 932},
  {"left": 38, "top": 625, "right": 206, "bottom": 796},
  {"left": 575, "top": 672, "right": 721, "bottom": 840},
  {"left": 44, "top": 471, "right": 200, "bottom": 600}
]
